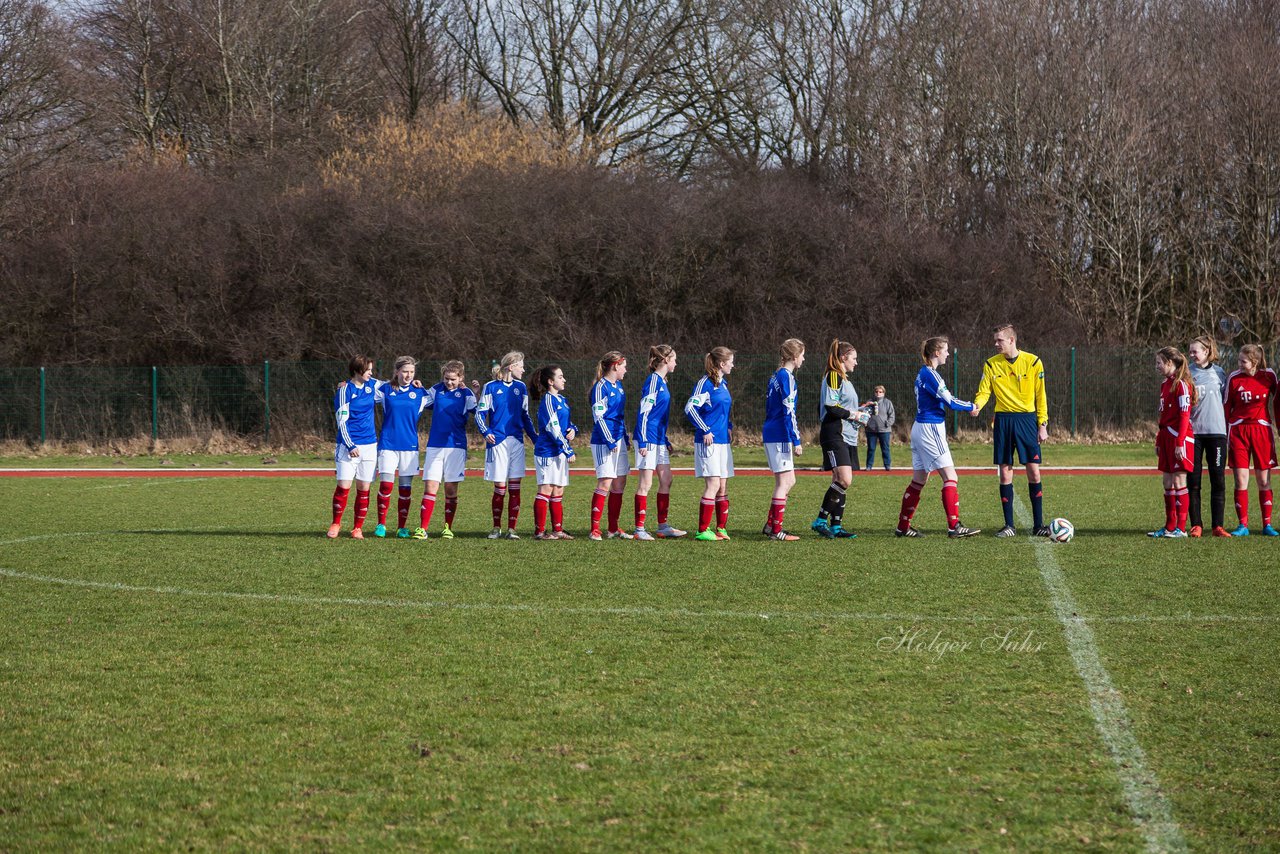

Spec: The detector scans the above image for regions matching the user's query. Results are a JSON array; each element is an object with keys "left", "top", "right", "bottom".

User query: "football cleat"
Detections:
[
  {"left": 609, "top": 530, "right": 635, "bottom": 540},
  {"left": 1165, "top": 528, "right": 1188, "bottom": 538},
  {"left": 694, "top": 529, "right": 719, "bottom": 541},
  {"left": 656, "top": 524, "right": 687, "bottom": 538},
  {"left": 770, "top": 529, "right": 800, "bottom": 541},
  {"left": 811, "top": 518, "right": 835, "bottom": 539},
  {"left": 633, "top": 529, "right": 655, "bottom": 541},
  {"left": 397, "top": 527, "right": 411, "bottom": 538},
  {"left": 1230, "top": 525, "right": 1250, "bottom": 537},
  {"left": 487, "top": 527, "right": 503, "bottom": 539},
  {"left": 440, "top": 525, "right": 454, "bottom": 540},
  {"left": 1262, "top": 524, "right": 1279, "bottom": 537},
  {"left": 1032, "top": 525, "right": 1051, "bottom": 537},
  {"left": 715, "top": 528, "right": 731, "bottom": 540},
  {"left": 505, "top": 529, "right": 520, "bottom": 540},
  {"left": 374, "top": 524, "right": 387, "bottom": 538},
  {"left": 326, "top": 523, "right": 341, "bottom": 539},
  {"left": 411, "top": 527, "right": 428, "bottom": 540},
  {"left": 995, "top": 525, "right": 1017, "bottom": 538},
  {"left": 761, "top": 524, "right": 775, "bottom": 537},
  {"left": 553, "top": 530, "right": 575, "bottom": 540},
  {"left": 947, "top": 525, "right": 980, "bottom": 539},
  {"left": 351, "top": 528, "right": 364, "bottom": 540},
  {"left": 1188, "top": 525, "right": 1203, "bottom": 538},
  {"left": 831, "top": 525, "right": 858, "bottom": 539},
  {"left": 533, "top": 531, "right": 551, "bottom": 540},
  {"left": 1212, "top": 525, "right": 1231, "bottom": 537},
  {"left": 1147, "top": 528, "right": 1171, "bottom": 538},
  {"left": 588, "top": 530, "right": 604, "bottom": 541},
  {"left": 894, "top": 526, "right": 923, "bottom": 538}
]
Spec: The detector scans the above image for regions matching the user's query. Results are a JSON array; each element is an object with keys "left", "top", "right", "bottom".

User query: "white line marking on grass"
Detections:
[
  {"left": 1014, "top": 495, "right": 1187, "bottom": 853},
  {"left": 86, "top": 477, "right": 205, "bottom": 490}
]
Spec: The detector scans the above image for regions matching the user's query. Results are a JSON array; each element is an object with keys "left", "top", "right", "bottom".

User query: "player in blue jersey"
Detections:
[
  {"left": 686, "top": 346, "right": 736, "bottom": 541},
  {"left": 531, "top": 365, "right": 579, "bottom": 539},
  {"left": 373, "top": 356, "right": 430, "bottom": 538},
  {"left": 895, "top": 336, "right": 981, "bottom": 538},
  {"left": 328, "top": 355, "right": 387, "bottom": 539},
  {"left": 634, "top": 344, "right": 686, "bottom": 539},
  {"left": 414, "top": 360, "right": 478, "bottom": 540},
  {"left": 761, "top": 338, "right": 806, "bottom": 540},
  {"left": 588, "top": 351, "right": 632, "bottom": 540},
  {"left": 476, "top": 351, "right": 539, "bottom": 538}
]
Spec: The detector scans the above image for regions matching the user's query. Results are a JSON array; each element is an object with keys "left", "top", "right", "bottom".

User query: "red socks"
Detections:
[
  {"left": 507, "top": 485, "right": 521, "bottom": 530},
  {"left": 397, "top": 484, "right": 412, "bottom": 529},
  {"left": 1262, "top": 489, "right": 1274, "bottom": 527},
  {"left": 635, "top": 494, "right": 648, "bottom": 530},
  {"left": 420, "top": 492, "right": 437, "bottom": 529},
  {"left": 607, "top": 491, "right": 623, "bottom": 533},
  {"left": 551, "top": 496, "right": 564, "bottom": 532},
  {"left": 715, "top": 496, "right": 729, "bottom": 530},
  {"left": 698, "top": 497, "right": 715, "bottom": 533},
  {"left": 897, "top": 482, "right": 923, "bottom": 532},
  {"left": 1175, "top": 487, "right": 1189, "bottom": 532},
  {"left": 656, "top": 491, "right": 670, "bottom": 525},
  {"left": 591, "top": 489, "right": 607, "bottom": 533},
  {"left": 941, "top": 480, "right": 959, "bottom": 530},
  {"left": 766, "top": 497, "right": 786, "bottom": 534},
  {"left": 353, "top": 488, "right": 370, "bottom": 529},
  {"left": 1235, "top": 488, "right": 1249, "bottom": 527},
  {"left": 332, "top": 485, "right": 350, "bottom": 525},
  {"left": 491, "top": 485, "right": 507, "bottom": 528},
  {"left": 376, "top": 481, "right": 394, "bottom": 525},
  {"left": 445, "top": 496, "right": 457, "bottom": 527},
  {"left": 534, "top": 492, "right": 549, "bottom": 534}
]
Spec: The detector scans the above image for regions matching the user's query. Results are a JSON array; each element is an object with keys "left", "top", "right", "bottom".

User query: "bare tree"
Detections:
[{"left": 0, "top": 0, "right": 81, "bottom": 183}]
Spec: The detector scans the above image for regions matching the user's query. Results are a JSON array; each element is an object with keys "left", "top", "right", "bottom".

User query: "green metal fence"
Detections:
[{"left": 0, "top": 348, "right": 1270, "bottom": 444}]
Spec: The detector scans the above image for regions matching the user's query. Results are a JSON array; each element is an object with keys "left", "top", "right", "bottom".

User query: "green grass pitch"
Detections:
[{"left": 1, "top": 471, "right": 1277, "bottom": 850}]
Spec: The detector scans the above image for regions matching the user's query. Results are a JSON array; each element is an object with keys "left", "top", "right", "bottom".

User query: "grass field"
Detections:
[{"left": 2, "top": 470, "right": 1277, "bottom": 850}]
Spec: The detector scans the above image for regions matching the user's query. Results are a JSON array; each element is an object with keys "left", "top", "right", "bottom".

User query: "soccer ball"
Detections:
[{"left": 1049, "top": 518, "right": 1074, "bottom": 543}]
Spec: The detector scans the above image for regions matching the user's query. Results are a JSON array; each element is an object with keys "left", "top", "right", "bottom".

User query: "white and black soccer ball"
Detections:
[{"left": 1049, "top": 517, "right": 1074, "bottom": 543}]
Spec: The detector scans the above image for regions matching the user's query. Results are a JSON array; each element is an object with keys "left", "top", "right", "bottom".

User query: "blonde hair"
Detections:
[
  {"left": 921, "top": 336, "right": 949, "bottom": 364},
  {"left": 440, "top": 359, "right": 465, "bottom": 379},
  {"left": 393, "top": 356, "right": 417, "bottom": 373},
  {"left": 1157, "top": 346, "right": 1199, "bottom": 406},
  {"left": 648, "top": 344, "right": 675, "bottom": 373},
  {"left": 1239, "top": 343, "right": 1267, "bottom": 371},
  {"left": 492, "top": 351, "right": 524, "bottom": 380},
  {"left": 779, "top": 338, "right": 805, "bottom": 367},
  {"left": 594, "top": 350, "right": 627, "bottom": 382},
  {"left": 704, "top": 346, "right": 734, "bottom": 387},
  {"left": 825, "top": 339, "right": 854, "bottom": 378},
  {"left": 1189, "top": 335, "right": 1218, "bottom": 364}
]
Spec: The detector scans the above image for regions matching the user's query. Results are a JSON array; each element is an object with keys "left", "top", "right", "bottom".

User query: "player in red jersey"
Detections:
[
  {"left": 1224, "top": 343, "right": 1278, "bottom": 536},
  {"left": 1149, "top": 347, "right": 1196, "bottom": 538}
]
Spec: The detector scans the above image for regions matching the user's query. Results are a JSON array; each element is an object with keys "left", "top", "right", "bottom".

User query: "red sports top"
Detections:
[
  {"left": 1225, "top": 368, "right": 1277, "bottom": 427},
  {"left": 1159, "top": 377, "right": 1193, "bottom": 443}
]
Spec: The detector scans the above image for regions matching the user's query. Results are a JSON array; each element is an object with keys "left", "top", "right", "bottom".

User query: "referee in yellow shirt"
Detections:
[{"left": 971, "top": 324, "right": 1049, "bottom": 537}]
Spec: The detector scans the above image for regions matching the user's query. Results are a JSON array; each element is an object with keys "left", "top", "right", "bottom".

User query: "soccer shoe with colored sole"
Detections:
[
  {"left": 811, "top": 518, "right": 835, "bottom": 539},
  {"left": 1147, "top": 528, "right": 1172, "bottom": 537},
  {"left": 487, "top": 528, "right": 503, "bottom": 539},
  {"left": 1262, "top": 525, "right": 1280, "bottom": 536},
  {"left": 1032, "top": 526, "right": 1051, "bottom": 537},
  {"left": 1189, "top": 525, "right": 1203, "bottom": 538},
  {"left": 553, "top": 531, "right": 575, "bottom": 540},
  {"left": 1164, "top": 528, "right": 1188, "bottom": 538},
  {"left": 831, "top": 526, "right": 858, "bottom": 539},
  {"left": 694, "top": 529, "right": 719, "bottom": 541},
  {"left": 588, "top": 530, "right": 604, "bottom": 541},
  {"left": 440, "top": 526, "right": 455, "bottom": 540},
  {"left": 1230, "top": 525, "right": 1250, "bottom": 537},
  {"left": 411, "top": 527, "right": 428, "bottom": 540},
  {"left": 995, "top": 526, "right": 1017, "bottom": 538},
  {"left": 326, "top": 523, "right": 341, "bottom": 539},
  {"left": 715, "top": 528, "right": 731, "bottom": 541},
  {"left": 505, "top": 529, "right": 520, "bottom": 540},
  {"left": 947, "top": 525, "right": 980, "bottom": 539},
  {"left": 607, "top": 530, "right": 635, "bottom": 540},
  {"left": 533, "top": 531, "right": 552, "bottom": 540},
  {"left": 1212, "top": 526, "right": 1231, "bottom": 537},
  {"left": 633, "top": 529, "right": 656, "bottom": 541},
  {"left": 374, "top": 524, "right": 387, "bottom": 538},
  {"left": 397, "top": 528, "right": 411, "bottom": 538},
  {"left": 351, "top": 528, "right": 365, "bottom": 540},
  {"left": 770, "top": 530, "right": 800, "bottom": 541},
  {"left": 656, "top": 524, "right": 687, "bottom": 538},
  {"left": 894, "top": 526, "right": 923, "bottom": 538}
]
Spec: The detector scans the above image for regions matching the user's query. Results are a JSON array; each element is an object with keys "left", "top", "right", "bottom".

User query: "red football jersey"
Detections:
[
  {"left": 1159, "top": 377, "right": 1192, "bottom": 440},
  {"left": 1225, "top": 368, "right": 1277, "bottom": 426}
]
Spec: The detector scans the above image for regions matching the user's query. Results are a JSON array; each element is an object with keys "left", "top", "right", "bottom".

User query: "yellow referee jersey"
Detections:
[{"left": 972, "top": 351, "right": 1048, "bottom": 424}]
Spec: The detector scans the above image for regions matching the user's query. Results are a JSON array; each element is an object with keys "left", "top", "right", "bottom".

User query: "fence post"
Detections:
[
  {"left": 151, "top": 366, "right": 158, "bottom": 441},
  {"left": 263, "top": 360, "right": 271, "bottom": 444},
  {"left": 1070, "top": 347, "right": 1077, "bottom": 437},
  {"left": 39, "top": 367, "right": 46, "bottom": 444},
  {"left": 951, "top": 348, "right": 959, "bottom": 437}
]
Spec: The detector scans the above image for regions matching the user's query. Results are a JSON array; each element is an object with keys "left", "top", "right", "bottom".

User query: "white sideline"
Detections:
[{"left": 1015, "top": 495, "right": 1187, "bottom": 853}]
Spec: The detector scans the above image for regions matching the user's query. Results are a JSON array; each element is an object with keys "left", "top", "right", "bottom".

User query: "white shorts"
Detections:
[
  {"left": 592, "top": 443, "right": 631, "bottom": 478},
  {"left": 422, "top": 446, "right": 467, "bottom": 484},
  {"left": 910, "top": 421, "right": 954, "bottom": 473},
  {"left": 764, "top": 442, "right": 795, "bottom": 473},
  {"left": 694, "top": 442, "right": 735, "bottom": 479},
  {"left": 484, "top": 436, "right": 527, "bottom": 482},
  {"left": 335, "top": 442, "right": 377, "bottom": 483},
  {"left": 535, "top": 454, "right": 570, "bottom": 487},
  {"left": 633, "top": 444, "right": 671, "bottom": 471},
  {"left": 377, "top": 449, "right": 421, "bottom": 481}
]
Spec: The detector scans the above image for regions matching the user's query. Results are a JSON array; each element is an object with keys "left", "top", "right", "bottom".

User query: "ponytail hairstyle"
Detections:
[
  {"left": 648, "top": 344, "right": 675, "bottom": 373},
  {"left": 493, "top": 351, "right": 524, "bottom": 381},
  {"left": 595, "top": 350, "right": 626, "bottom": 383},
  {"left": 921, "top": 336, "right": 949, "bottom": 365},
  {"left": 1190, "top": 335, "right": 1218, "bottom": 365},
  {"left": 348, "top": 354, "right": 375, "bottom": 379},
  {"left": 825, "top": 339, "right": 854, "bottom": 380},
  {"left": 1240, "top": 343, "right": 1267, "bottom": 372},
  {"left": 530, "top": 364, "right": 560, "bottom": 404},
  {"left": 1157, "top": 346, "right": 1199, "bottom": 406},
  {"left": 704, "top": 346, "right": 735, "bottom": 387},
  {"left": 779, "top": 338, "right": 806, "bottom": 368},
  {"left": 440, "top": 359, "right": 465, "bottom": 380}
]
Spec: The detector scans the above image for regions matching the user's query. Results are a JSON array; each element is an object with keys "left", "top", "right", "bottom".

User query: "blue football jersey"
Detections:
[
  {"left": 762, "top": 367, "right": 801, "bottom": 445},
  {"left": 634, "top": 372, "right": 671, "bottom": 449},
  {"left": 535, "top": 392, "right": 577, "bottom": 457},
  {"left": 589, "top": 378, "right": 627, "bottom": 447},
  {"left": 378, "top": 384, "right": 428, "bottom": 452},
  {"left": 424, "top": 382, "right": 476, "bottom": 449},
  {"left": 685, "top": 375, "right": 733, "bottom": 443},
  {"left": 914, "top": 366, "right": 974, "bottom": 424},
  {"left": 334, "top": 379, "right": 385, "bottom": 449},
  {"left": 475, "top": 380, "right": 537, "bottom": 443}
]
